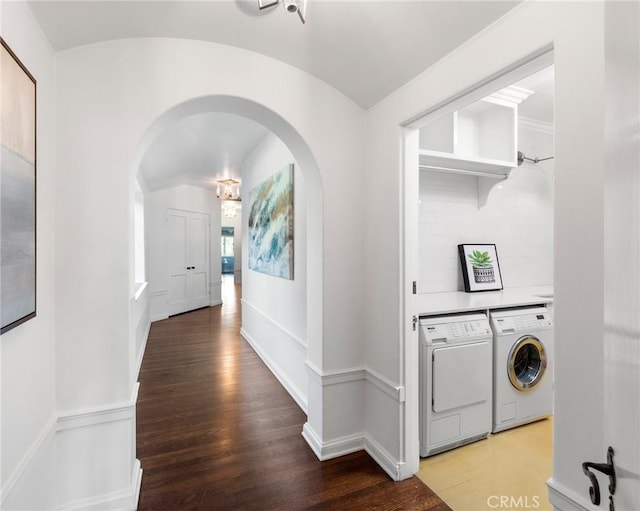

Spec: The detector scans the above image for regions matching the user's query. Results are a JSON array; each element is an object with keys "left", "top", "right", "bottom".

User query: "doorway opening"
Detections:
[
  {"left": 403, "top": 50, "right": 555, "bottom": 508},
  {"left": 221, "top": 227, "right": 235, "bottom": 275},
  {"left": 132, "top": 95, "right": 323, "bottom": 442}
]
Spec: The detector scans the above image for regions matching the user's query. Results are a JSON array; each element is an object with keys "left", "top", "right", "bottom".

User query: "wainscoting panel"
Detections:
[
  {"left": 1, "top": 415, "right": 58, "bottom": 510},
  {"left": 302, "top": 362, "right": 406, "bottom": 480},
  {"left": 149, "top": 290, "right": 169, "bottom": 322},
  {"left": 132, "top": 283, "right": 151, "bottom": 379},
  {"left": 241, "top": 299, "right": 308, "bottom": 412},
  {"left": 55, "top": 385, "right": 141, "bottom": 510}
]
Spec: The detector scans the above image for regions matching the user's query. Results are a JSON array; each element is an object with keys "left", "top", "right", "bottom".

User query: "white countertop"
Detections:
[{"left": 415, "top": 285, "right": 553, "bottom": 316}]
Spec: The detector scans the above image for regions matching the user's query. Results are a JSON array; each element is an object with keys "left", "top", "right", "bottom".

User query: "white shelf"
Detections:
[
  {"left": 418, "top": 96, "right": 519, "bottom": 177},
  {"left": 419, "top": 150, "right": 514, "bottom": 176},
  {"left": 415, "top": 285, "right": 554, "bottom": 317}
]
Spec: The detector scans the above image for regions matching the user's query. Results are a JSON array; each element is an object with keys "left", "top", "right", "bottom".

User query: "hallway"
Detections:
[{"left": 136, "top": 278, "right": 449, "bottom": 510}]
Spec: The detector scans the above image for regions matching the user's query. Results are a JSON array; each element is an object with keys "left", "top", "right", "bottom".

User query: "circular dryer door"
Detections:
[{"left": 507, "top": 335, "right": 547, "bottom": 392}]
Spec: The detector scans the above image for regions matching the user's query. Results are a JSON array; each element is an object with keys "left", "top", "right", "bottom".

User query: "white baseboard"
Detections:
[
  {"left": 364, "top": 435, "right": 403, "bottom": 481},
  {"left": 301, "top": 423, "right": 365, "bottom": 461},
  {"left": 300, "top": 422, "right": 403, "bottom": 482},
  {"left": 136, "top": 320, "right": 151, "bottom": 380},
  {"left": 150, "top": 312, "right": 169, "bottom": 322},
  {"left": 241, "top": 326, "right": 307, "bottom": 413},
  {"left": 547, "top": 478, "right": 591, "bottom": 511},
  {"left": 149, "top": 290, "right": 169, "bottom": 322},
  {"left": 210, "top": 299, "right": 223, "bottom": 307}
]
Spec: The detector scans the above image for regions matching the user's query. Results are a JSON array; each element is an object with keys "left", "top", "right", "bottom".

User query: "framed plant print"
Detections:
[
  {"left": 458, "top": 244, "right": 502, "bottom": 293},
  {"left": 1, "top": 38, "right": 37, "bottom": 334}
]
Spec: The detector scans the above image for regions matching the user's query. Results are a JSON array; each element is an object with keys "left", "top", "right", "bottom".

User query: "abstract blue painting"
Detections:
[{"left": 248, "top": 164, "right": 294, "bottom": 280}]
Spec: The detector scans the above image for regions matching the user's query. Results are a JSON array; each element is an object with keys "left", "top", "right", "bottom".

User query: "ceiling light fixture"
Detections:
[
  {"left": 216, "top": 178, "right": 241, "bottom": 201},
  {"left": 217, "top": 178, "right": 242, "bottom": 218},
  {"left": 258, "top": 0, "right": 307, "bottom": 24}
]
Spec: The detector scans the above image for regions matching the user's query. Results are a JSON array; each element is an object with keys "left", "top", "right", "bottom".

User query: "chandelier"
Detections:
[
  {"left": 258, "top": 0, "right": 307, "bottom": 24},
  {"left": 216, "top": 178, "right": 241, "bottom": 218}
]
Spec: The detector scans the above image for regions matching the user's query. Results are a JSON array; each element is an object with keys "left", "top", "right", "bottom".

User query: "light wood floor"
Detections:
[{"left": 417, "top": 418, "right": 552, "bottom": 511}]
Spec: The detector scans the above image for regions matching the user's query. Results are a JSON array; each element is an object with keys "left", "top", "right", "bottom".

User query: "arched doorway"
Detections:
[{"left": 130, "top": 94, "right": 323, "bottom": 431}]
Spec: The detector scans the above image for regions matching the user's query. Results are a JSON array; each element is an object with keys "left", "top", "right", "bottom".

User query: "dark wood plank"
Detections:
[{"left": 137, "top": 279, "right": 449, "bottom": 511}]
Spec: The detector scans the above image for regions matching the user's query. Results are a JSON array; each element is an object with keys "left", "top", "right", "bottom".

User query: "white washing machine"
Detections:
[
  {"left": 419, "top": 313, "right": 493, "bottom": 457},
  {"left": 490, "top": 307, "right": 554, "bottom": 433}
]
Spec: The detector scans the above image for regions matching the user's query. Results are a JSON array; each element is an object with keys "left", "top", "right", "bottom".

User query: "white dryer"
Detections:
[
  {"left": 419, "top": 313, "right": 493, "bottom": 457},
  {"left": 490, "top": 307, "right": 554, "bottom": 433}
]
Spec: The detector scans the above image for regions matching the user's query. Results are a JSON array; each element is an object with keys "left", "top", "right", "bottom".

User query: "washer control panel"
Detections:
[
  {"left": 420, "top": 316, "right": 492, "bottom": 343},
  {"left": 492, "top": 311, "right": 553, "bottom": 334}
]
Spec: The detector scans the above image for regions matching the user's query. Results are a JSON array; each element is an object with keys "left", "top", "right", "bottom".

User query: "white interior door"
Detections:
[{"left": 167, "top": 209, "right": 210, "bottom": 316}]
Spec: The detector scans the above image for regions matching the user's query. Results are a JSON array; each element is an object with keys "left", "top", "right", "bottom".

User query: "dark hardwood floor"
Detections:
[{"left": 137, "top": 278, "right": 449, "bottom": 510}]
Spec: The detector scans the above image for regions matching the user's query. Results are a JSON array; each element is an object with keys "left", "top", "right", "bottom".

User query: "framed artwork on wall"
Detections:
[
  {"left": 1, "top": 38, "right": 37, "bottom": 334},
  {"left": 458, "top": 244, "right": 503, "bottom": 293},
  {"left": 248, "top": 164, "right": 294, "bottom": 280}
]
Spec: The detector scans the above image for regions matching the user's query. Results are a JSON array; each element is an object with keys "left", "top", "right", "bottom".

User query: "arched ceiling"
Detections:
[
  {"left": 27, "top": 0, "right": 525, "bottom": 192},
  {"left": 27, "top": 0, "right": 521, "bottom": 110}
]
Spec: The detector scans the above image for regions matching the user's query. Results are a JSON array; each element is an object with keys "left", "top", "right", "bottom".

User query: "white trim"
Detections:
[
  {"left": 301, "top": 423, "right": 365, "bottom": 461},
  {"left": 242, "top": 299, "right": 307, "bottom": 350},
  {"left": 405, "top": 47, "right": 554, "bottom": 128},
  {"left": 304, "top": 362, "right": 403, "bottom": 401},
  {"left": 301, "top": 422, "right": 323, "bottom": 458},
  {"left": 209, "top": 280, "right": 222, "bottom": 307},
  {"left": 133, "top": 281, "right": 148, "bottom": 301},
  {"left": 487, "top": 84, "right": 534, "bottom": 106},
  {"left": 300, "top": 424, "right": 403, "bottom": 481},
  {"left": 150, "top": 289, "right": 169, "bottom": 322},
  {"left": 136, "top": 320, "right": 151, "bottom": 379},
  {"left": 1, "top": 387, "right": 143, "bottom": 509},
  {"left": 547, "top": 478, "right": 591, "bottom": 511},
  {"left": 364, "top": 434, "right": 403, "bottom": 481},
  {"left": 63, "top": 460, "right": 142, "bottom": 511},
  {"left": 519, "top": 116, "right": 554, "bottom": 135},
  {"left": 402, "top": 48, "right": 556, "bottom": 484},
  {"left": 365, "top": 368, "right": 405, "bottom": 402},
  {"left": 1, "top": 414, "right": 57, "bottom": 504},
  {"left": 241, "top": 327, "right": 308, "bottom": 413},
  {"left": 151, "top": 312, "right": 169, "bottom": 322},
  {"left": 57, "top": 383, "right": 139, "bottom": 430},
  {"left": 304, "top": 361, "right": 365, "bottom": 386}
]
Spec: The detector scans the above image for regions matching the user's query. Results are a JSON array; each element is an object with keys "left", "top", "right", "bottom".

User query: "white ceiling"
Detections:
[
  {"left": 139, "top": 113, "right": 269, "bottom": 191},
  {"left": 27, "top": 0, "right": 521, "bottom": 110},
  {"left": 514, "top": 65, "right": 554, "bottom": 123},
  {"left": 27, "top": 0, "right": 526, "bottom": 191}
]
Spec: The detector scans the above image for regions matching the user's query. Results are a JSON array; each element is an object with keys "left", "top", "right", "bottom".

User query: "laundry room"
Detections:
[{"left": 414, "top": 63, "right": 556, "bottom": 511}]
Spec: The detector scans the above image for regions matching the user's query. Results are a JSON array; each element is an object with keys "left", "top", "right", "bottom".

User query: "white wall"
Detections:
[
  {"left": 52, "top": 36, "right": 365, "bottom": 503},
  {"left": 0, "top": 2, "right": 58, "bottom": 508},
  {"left": 418, "top": 121, "right": 554, "bottom": 293},
  {"left": 365, "top": 1, "right": 607, "bottom": 498},
  {"left": 146, "top": 184, "right": 223, "bottom": 321},
  {"left": 240, "top": 132, "right": 308, "bottom": 411}
]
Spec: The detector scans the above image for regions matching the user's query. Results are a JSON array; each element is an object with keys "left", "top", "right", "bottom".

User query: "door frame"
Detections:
[{"left": 401, "top": 48, "right": 555, "bottom": 476}]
